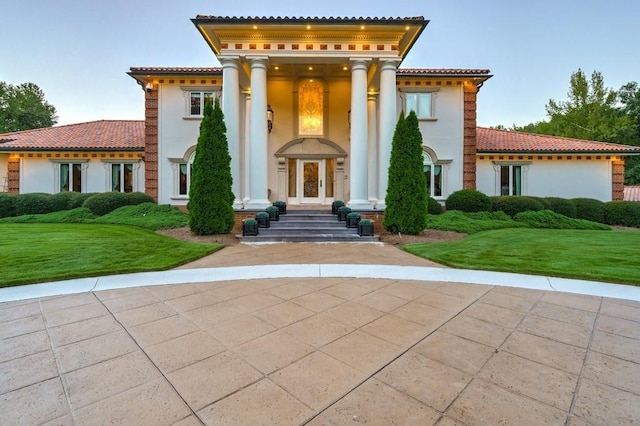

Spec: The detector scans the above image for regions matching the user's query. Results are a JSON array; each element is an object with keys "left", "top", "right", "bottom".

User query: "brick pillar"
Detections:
[
  {"left": 144, "top": 84, "right": 159, "bottom": 202},
  {"left": 612, "top": 158, "right": 625, "bottom": 201},
  {"left": 463, "top": 84, "right": 478, "bottom": 189},
  {"left": 7, "top": 157, "right": 20, "bottom": 194}
]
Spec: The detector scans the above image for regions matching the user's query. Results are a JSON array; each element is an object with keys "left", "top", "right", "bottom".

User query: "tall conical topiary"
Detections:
[
  {"left": 383, "top": 111, "right": 428, "bottom": 234},
  {"left": 188, "top": 99, "right": 235, "bottom": 235}
]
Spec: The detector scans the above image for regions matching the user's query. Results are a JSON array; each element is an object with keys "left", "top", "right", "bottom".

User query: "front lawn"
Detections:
[
  {"left": 0, "top": 223, "right": 222, "bottom": 287},
  {"left": 404, "top": 228, "right": 640, "bottom": 285}
]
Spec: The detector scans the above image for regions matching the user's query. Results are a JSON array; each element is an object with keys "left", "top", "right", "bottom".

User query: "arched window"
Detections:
[
  {"left": 178, "top": 154, "right": 194, "bottom": 196},
  {"left": 423, "top": 152, "right": 443, "bottom": 197}
]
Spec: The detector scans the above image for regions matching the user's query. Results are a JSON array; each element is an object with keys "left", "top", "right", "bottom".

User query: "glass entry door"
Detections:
[
  {"left": 301, "top": 160, "right": 322, "bottom": 203},
  {"left": 288, "top": 159, "right": 335, "bottom": 205}
]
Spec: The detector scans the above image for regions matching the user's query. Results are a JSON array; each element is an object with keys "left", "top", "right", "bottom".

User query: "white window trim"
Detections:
[
  {"left": 101, "top": 160, "right": 141, "bottom": 193},
  {"left": 169, "top": 147, "right": 196, "bottom": 199},
  {"left": 49, "top": 159, "right": 89, "bottom": 193},
  {"left": 399, "top": 88, "right": 439, "bottom": 121},
  {"left": 182, "top": 87, "right": 221, "bottom": 119},
  {"left": 492, "top": 162, "right": 531, "bottom": 196}
]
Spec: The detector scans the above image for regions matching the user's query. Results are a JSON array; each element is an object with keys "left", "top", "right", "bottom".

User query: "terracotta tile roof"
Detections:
[
  {"left": 477, "top": 127, "right": 640, "bottom": 154},
  {"left": 624, "top": 186, "right": 640, "bottom": 202},
  {"left": 128, "top": 67, "right": 222, "bottom": 75},
  {"left": 192, "top": 16, "right": 426, "bottom": 23},
  {"left": 0, "top": 120, "right": 144, "bottom": 152},
  {"left": 398, "top": 68, "right": 491, "bottom": 76}
]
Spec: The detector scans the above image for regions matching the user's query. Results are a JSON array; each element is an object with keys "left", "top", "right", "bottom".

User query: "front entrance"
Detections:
[{"left": 288, "top": 158, "right": 335, "bottom": 205}]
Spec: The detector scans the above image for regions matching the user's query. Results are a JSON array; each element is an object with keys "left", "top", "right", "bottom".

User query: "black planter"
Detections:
[
  {"left": 273, "top": 201, "right": 287, "bottom": 215},
  {"left": 358, "top": 220, "right": 374, "bottom": 236},
  {"left": 346, "top": 212, "right": 361, "bottom": 228},
  {"left": 331, "top": 200, "right": 345, "bottom": 215},
  {"left": 255, "top": 212, "right": 270, "bottom": 228},
  {"left": 242, "top": 219, "right": 259, "bottom": 236},
  {"left": 266, "top": 206, "right": 280, "bottom": 221},
  {"left": 337, "top": 206, "right": 351, "bottom": 221}
]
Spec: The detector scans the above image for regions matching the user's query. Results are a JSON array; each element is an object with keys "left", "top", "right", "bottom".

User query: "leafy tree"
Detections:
[
  {"left": 188, "top": 99, "right": 235, "bottom": 235},
  {"left": 383, "top": 111, "right": 428, "bottom": 234},
  {"left": 0, "top": 82, "right": 57, "bottom": 132},
  {"left": 618, "top": 82, "right": 640, "bottom": 184}
]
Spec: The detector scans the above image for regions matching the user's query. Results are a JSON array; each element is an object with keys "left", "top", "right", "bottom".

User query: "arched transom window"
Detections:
[{"left": 298, "top": 79, "right": 323, "bottom": 136}]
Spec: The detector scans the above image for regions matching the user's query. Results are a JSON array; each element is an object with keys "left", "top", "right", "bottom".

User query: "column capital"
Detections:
[
  {"left": 246, "top": 56, "right": 270, "bottom": 69},
  {"left": 218, "top": 55, "right": 241, "bottom": 68},
  {"left": 349, "top": 58, "right": 372, "bottom": 70},
  {"left": 378, "top": 58, "right": 401, "bottom": 70}
]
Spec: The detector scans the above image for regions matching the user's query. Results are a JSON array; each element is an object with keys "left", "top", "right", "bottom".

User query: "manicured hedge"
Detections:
[
  {"left": 0, "top": 194, "right": 17, "bottom": 218},
  {"left": 49, "top": 191, "right": 79, "bottom": 212},
  {"left": 491, "top": 196, "right": 544, "bottom": 217},
  {"left": 445, "top": 189, "right": 492, "bottom": 213},
  {"left": 544, "top": 197, "right": 577, "bottom": 218},
  {"left": 427, "top": 197, "right": 443, "bottom": 215},
  {"left": 82, "top": 192, "right": 154, "bottom": 216},
  {"left": 603, "top": 201, "right": 640, "bottom": 227},
  {"left": 572, "top": 198, "right": 605, "bottom": 223},
  {"left": 514, "top": 210, "right": 610, "bottom": 230},
  {"left": 14, "top": 193, "right": 54, "bottom": 216}
]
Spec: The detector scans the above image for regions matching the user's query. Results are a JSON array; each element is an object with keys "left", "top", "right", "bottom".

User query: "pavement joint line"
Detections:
[{"left": 2, "top": 264, "right": 640, "bottom": 303}]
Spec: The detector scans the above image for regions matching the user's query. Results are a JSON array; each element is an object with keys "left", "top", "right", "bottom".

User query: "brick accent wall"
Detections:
[
  {"left": 463, "top": 84, "right": 478, "bottom": 189},
  {"left": 7, "top": 157, "right": 19, "bottom": 194},
  {"left": 612, "top": 158, "right": 625, "bottom": 201},
  {"left": 234, "top": 212, "right": 256, "bottom": 233},
  {"left": 145, "top": 86, "right": 159, "bottom": 202}
]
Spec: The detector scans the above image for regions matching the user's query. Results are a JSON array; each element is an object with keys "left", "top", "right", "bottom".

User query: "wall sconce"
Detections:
[
  {"left": 267, "top": 104, "right": 274, "bottom": 133},
  {"left": 347, "top": 109, "right": 351, "bottom": 129},
  {"left": 145, "top": 82, "right": 153, "bottom": 93}
]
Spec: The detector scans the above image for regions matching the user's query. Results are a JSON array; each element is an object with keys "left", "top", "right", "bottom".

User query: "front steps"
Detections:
[{"left": 238, "top": 209, "right": 379, "bottom": 243}]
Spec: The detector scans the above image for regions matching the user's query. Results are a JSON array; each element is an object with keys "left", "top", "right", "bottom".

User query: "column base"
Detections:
[
  {"left": 233, "top": 199, "right": 244, "bottom": 210},
  {"left": 243, "top": 199, "right": 272, "bottom": 210},
  {"left": 375, "top": 201, "right": 386, "bottom": 211},
  {"left": 347, "top": 199, "right": 374, "bottom": 210}
]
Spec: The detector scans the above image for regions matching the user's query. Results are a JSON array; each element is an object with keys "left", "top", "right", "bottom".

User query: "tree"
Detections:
[
  {"left": 383, "top": 111, "right": 428, "bottom": 234},
  {"left": 188, "top": 99, "right": 235, "bottom": 235},
  {"left": 618, "top": 81, "right": 640, "bottom": 184},
  {"left": 0, "top": 82, "right": 57, "bottom": 132}
]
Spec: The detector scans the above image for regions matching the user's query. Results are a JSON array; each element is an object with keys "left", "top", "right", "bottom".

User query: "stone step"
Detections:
[
  {"left": 237, "top": 234, "right": 379, "bottom": 243},
  {"left": 255, "top": 227, "right": 358, "bottom": 234}
]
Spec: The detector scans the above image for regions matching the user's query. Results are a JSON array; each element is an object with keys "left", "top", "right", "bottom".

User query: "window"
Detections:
[
  {"left": 59, "top": 163, "right": 82, "bottom": 192},
  {"left": 405, "top": 92, "right": 434, "bottom": 119},
  {"left": 298, "top": 79, "right": 324, "bottom": 136},
  {"left": 423, "top": 153, "right": 443, "bottom": 197},
  {"left": 178, "top": 162, "right": 194, "bottom": 196},
  {"left": 189, "top": 91, "right": 214, "bottom": 116},
  {"left": 111, "top": 163, "right": 134, "bottom": 193},
  {"left": 500, "top": 165, "right": 522, "bottom": 196}
]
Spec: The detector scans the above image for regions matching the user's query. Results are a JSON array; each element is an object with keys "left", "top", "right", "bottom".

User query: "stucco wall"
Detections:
[
  {"left": 0, "top": 154, "right": 8, "bottom": 191},
  {"left": 476, "top": 158, "right": 613, "bottom": 201}
]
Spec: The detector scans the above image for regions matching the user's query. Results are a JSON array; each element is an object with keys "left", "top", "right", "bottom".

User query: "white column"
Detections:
[
  {"left": 243, "top": 92, "right": 251, "bottom": 205},
  {"left": 367, "top": 93, "right": 378, "bottom": 206},
  {"left": 245, "top": 56, "right": 271, "bottom": 210},
  {"left": 347, "top": 58, "right": 372, "bottom": 210},
  {"left": 377, "top": 59, "right": 400, "bottom": 210},
  {"left": 219, "top": 56, "right": 242, "bottom": 209}
]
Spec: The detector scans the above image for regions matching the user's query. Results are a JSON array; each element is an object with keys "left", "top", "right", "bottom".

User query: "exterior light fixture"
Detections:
[
  {"left": 267, "top": 104, "right": 274, "bottom": 133},
  {"left": 145, "top": 82, "right": 153, "bottom": 93},
  {"left": 347, "top": 109, "right": 351, "bottom": 129}
]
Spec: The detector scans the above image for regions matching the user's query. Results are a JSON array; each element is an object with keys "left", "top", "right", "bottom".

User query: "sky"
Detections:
[{"left": 2, "top": 0, "right": 639, "bottom": 128}]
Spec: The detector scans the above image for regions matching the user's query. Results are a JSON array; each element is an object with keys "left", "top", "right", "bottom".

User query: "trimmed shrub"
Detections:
[
  {"left": 69, "top": 192, "right": 97, "bottom": 209},
  {"left": 126, "top": 192, "right": 154, "bottom": 205},
  {"left": 572, "top": 198, "right": 605, "bottom": 223},
  {"left": 427, "top": 197, "right": 443, "bottom": 215},
  {"left": 604, "top": 201, "right": 640, "bottom": 227},
  {"left": 14, "top": 193, "right": 54, "bottom": 216},
  {"left": 491, "top": 196, "right": 544, "bottom": 217},
  {"left": 514, "top": 210, "right": 610, "bottom": 230},
  {"left": 544, "top": 197, "right": 577, "bottom": 218},
  {"left": 445, "top": 189, "right": 492, "bottom": 213},
  {"left": 50, "top": 191, "right": 78, "bottom": 212},
  {"left": 0, "top": 194, "right": 17, "bottom": 218},
  {"left": 82, "top": 192, "right": 130, "bottom": 216},
  {"left": 527, "top": 196, "right": 551, "bottom": 209}
]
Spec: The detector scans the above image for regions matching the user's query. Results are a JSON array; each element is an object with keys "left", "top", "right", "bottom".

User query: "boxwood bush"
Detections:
[
  {"left": 544, "top": 197, "right": 577, "bottom": 218},
  {"left": 491, "top": 196, "right": 544, "bottom": 217},
  {"left": 427, "top": 197, "right": 443, "bottom": 215},
  {"left": 603, "top": 201, "right": 640, "bottom": 227},
  {"left": 0, "top": 193, "right": 17, "bottom": 218},
  {"left": 572, "top": 198, "right": 605, "bottom": 223},
  {"left": 14, "top": 193, "right": 55, "bottom": 216},
  {"left": 82, "top": 191, "right": 154, "bottom": 216},
  {"left": 49, "top": 191, "right": 79, "bottom": 212},
  {"left": 514, "top": 210, "right": 610, "bottom": 230},
  {"left": 445, "top": 189, "right": 492, "bottom": 213}
]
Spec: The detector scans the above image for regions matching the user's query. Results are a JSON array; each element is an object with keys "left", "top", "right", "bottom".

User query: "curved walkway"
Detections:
[{"left": 1, "top": 243, "right": 639, "bottom": 425}]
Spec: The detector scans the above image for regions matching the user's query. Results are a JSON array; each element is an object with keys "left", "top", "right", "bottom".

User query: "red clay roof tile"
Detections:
[
  {"left": 624, "top": 186, "right": 640, "bottom": 202},
  {"left": 477, "top": 127, "right": 640, "bottom": 154},
  {"left": 0, "top": 120, "right": 144, "bottom": 151}
]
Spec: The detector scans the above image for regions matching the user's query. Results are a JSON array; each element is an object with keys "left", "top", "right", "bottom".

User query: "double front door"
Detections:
[{"left": 288, "top": 158, "right": 335, "bottom": 205}]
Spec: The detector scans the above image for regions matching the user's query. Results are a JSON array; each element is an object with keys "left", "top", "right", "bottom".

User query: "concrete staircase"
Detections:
[{"left": 238, "top": 209, "right": 379, "bottom": 243}]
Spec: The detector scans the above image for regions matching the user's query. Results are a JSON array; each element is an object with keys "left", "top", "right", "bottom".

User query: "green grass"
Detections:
[
  {"left": 0, "top": 223, "right": 222, "bottom": 288},
  {"left": 404, "top": 228, "right": 640, "bottom": 285}
]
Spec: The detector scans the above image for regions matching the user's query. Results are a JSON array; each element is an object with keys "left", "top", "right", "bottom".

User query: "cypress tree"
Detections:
[
  {"left": 188, "top": 99, "right": 235, "bottom": 234},
  {"left": 383, "top": 111, "right": 428, "bottom": 234}
]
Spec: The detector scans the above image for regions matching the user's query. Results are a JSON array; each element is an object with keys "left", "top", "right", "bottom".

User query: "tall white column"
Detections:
[
  {"left": 347, "top": 58, "right": 372, "bottom": 210},
  {"left": 243, "top": 92, "right": 251, "bottom": 205},
  {"left": 367, "top": 93, "right": 378, "bottom": 206},
  {"left": 245, "top": 56, "right": 271, "bottom": 210},
  {"left": 219, "top": 56, "right": 242, "bottom": 209},
  {"left": 377, "top": 59, "right": 400, "bottom": 210}
]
